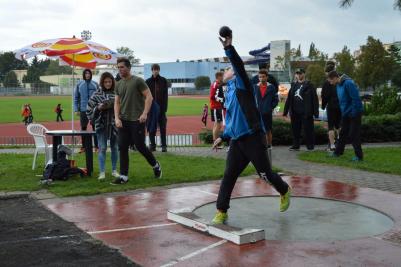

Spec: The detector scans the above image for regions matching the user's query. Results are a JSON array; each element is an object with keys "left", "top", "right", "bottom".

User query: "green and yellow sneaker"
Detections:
[
  {"left": 211, "top": 211, "right": 228, "bottom": 224},
  {"left": 280, "top": 187, "right": 291, "bottom": 212}
]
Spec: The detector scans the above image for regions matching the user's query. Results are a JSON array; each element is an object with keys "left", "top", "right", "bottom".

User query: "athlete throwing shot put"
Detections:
[{"left": 211, "top": 27, "right": 291, "bottom": 224}]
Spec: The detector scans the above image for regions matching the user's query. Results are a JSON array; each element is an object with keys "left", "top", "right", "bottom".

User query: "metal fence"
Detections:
[
  {"left": 0, "top": 134, "right": 203, "bottom": 147},
  {"left": 0, "top": 83, "right": 55, "bottom": 96}
]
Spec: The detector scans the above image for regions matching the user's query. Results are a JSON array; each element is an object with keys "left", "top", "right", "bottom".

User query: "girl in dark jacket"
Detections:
[{"left": 86, "top": 72, "right": 119, "bottom": 180}]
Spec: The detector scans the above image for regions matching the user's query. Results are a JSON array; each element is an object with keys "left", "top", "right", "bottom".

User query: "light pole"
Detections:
[{"left": 80, "top": 30, "right": 92, "bottom": 41}]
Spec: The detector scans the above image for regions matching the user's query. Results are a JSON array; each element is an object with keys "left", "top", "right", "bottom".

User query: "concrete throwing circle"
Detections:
[{"left": 193, "top": 196, "right": 394, "bottom": 241}]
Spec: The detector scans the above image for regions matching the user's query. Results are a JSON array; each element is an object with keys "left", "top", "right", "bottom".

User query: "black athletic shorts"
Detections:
[
  {"left": 261, "top": 113, "right": 273, "bottom": 131},
  {"left": 211, "top": 108, "right": 223, "bottom": 122},
  {"left": 327, "top": 108, "right": 342, "bottom": 130}
]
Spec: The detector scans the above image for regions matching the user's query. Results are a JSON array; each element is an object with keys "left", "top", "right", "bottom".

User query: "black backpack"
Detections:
[{"left": 41, "top": 151, "right": 85, "bottom": 183}]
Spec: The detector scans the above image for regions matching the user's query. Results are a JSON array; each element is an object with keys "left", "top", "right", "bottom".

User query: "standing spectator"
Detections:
[
  {"left": 254, "top": 69, "right": 279, "bottom": 148},
  {"left": 21, "top": 104, "right": 30, "bottom": 125},
  {"left": 327, "top": 70, "right": 364, "bottom": 161},
  {"left": 146, "top": 64, "right": 169, "bottom": 152},
  {"left": 321, "top": 61, "right": 342, "bottom": 151},
  {"left": 211, "top": 32, "right": 291, "bottom": 225},
  {"left": 210, "top": 71, "right": 224, "bottom": 148},
  {"left": 251, "top": 63, "right": 279, "bottom": 91},
  {"left": 283, "top": 68, "right": 319, "bottom": 151},
  {"left": 27, "top": 103, "right": 33, "bottom": 124},
  {"left": 86, "top": 72, "right": 119, "bottom": 180},
  {"left": 201, "top": 103, "right": 208, "bottom": 128},
  {"left": 55, "top": 104, "right": 64, "bottom": 122},
  {"left": 74, "top": 69, "right": 99, "bottom": 153},
  {"left": 113, "top": 57, "right": 162, "bottom": 185}
]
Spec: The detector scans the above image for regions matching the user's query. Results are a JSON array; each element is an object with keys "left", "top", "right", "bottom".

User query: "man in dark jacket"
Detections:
[
  {"left": 283, "top": 68, "right": 319, "bottom": 151},
  {"left": 327, "top": 71, "right": 364, "bottom": 161},
  {"left": 146, "top": 64, "right": 169, "bottom": 152},
  {"left": 321, "top": 61, "right": 342, "bottom": 151},
  {"left": 211, "top": 32, "right": 291, "bottom": 225},
  {"left": 254, "top": 69, "right": 279, "bottom": 147}
]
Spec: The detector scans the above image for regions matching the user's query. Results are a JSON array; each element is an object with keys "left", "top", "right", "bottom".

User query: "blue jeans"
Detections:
[{"left": 97, "top": 131, "right": 118, "bottom": 173}]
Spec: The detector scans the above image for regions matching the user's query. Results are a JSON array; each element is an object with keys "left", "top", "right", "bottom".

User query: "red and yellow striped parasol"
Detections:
[{"left": 15, "top": 37, "right": 120, "bottom": 68}]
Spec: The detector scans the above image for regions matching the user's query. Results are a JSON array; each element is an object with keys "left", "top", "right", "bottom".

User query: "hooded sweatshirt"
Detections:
[
  {"left": 74, "top": 69, "right": 99, "bottom": 112},
  {"left": 336, "top": 74, "right": 363, "bottom": 118},
  {"left": 220, "top": 45, "right": 264, "bottom": 141}
]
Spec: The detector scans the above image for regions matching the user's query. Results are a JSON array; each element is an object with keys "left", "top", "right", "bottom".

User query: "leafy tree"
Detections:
[
  {"left": 355, "top": 36, "right": 393, "bottom": 90},
  {"left": 3, "top": 71, "right": 19, "bottom": 87},
  {"left": 391, "top": 68, "right": 401, "bottom": 88},
  {"left": 274, "top": 56, "right": 286, "bottom": 70},
  {"left": 44, "top": 59, "right": 73, "bottom": 75},
  {"left": 306, "top": 63, "right": 326, "bottom": 87},
  {"left": 387, "top": 45, "right": 401, "bottom": 88},
  {"left": 364, "top": 86, "right": 401, "bottom": 115},
  {"left": 22, "top": 56, "right": 51, "bottom": 83},
  {"left": 339, "top": 0, "right": 401, "bottom": 11},
  {"left": 334, "top": 46, "right": 355, "bottom": 77},
  {"left": 388, "top": 44, "right": 401, "bottom": 63},
  {"left": 308, "top": 42, "right": 318, "bottom": 59},
  {"left": 295, "top": 44, "right": 302, "bottom": 57},
  {"left": 0, "top": 52, "right": 28, "bottom": 82},
  {"left": 116, "top": 46, "right": 140, "bottom": 65},
  {"left": 194, "top": 76, "right": 211, "bottom": 90},
  {"left": 22, "top": 56, "right": 53, "bottom": 94}
]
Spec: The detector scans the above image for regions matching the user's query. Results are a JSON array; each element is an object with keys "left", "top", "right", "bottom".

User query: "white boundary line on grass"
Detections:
[
  {"left": 160, "top": 239, "right": 227, "bottom": 267},
  {"left": 88, "top": 223, "right": 178, "bottom": 234}
]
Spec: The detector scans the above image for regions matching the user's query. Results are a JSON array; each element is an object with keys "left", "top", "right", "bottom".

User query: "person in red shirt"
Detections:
[
  {"left": 254, "top": 69, "right": 279, "bottom": 147},
  {"left": 21, "top": 104, "right": 30, "bottom": 125},
  {"left": 209, "top": 71, "right": 224, "bottom": 146}
]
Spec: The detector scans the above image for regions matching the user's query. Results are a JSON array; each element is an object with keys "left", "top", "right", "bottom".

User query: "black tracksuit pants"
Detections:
[
  {"left": 216, "top": 132, "right": 289, "bottom": 212},
  {"left": 149, "top": 112, "right": 167, "bottom": 148},
  {"left": 335, "top": 114, "right": 363, "bottom": 159},
  {"left": 56, "top": 112, "right": 64, "bottom": 122},
  {"left": 119, "top": 120, "right": 157, "bottom": 176},
  {"left": 290, "top": 113, "right": 315, "bottom": 149}
]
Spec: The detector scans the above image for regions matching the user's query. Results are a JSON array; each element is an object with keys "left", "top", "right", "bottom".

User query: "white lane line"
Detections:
[
  {"left": 0, "top": 235, "right": 76, "bottom": 245},
  {"left": 88, "top": 223, "right": 177, "bottom": 234},
  {"left": 195, "top": 189, "right": 218, "bottom": 196},
  {"left": 160, "top": 239, "right": 227, "bottom": 267}
]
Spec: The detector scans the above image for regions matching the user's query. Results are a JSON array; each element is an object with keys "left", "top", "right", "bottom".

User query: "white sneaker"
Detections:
[
  {"left": 98, "top": 172, "right": 106, "bottom": 180},
  {"left": 112, "top": 170, "right": 120, "bottom": 178}
]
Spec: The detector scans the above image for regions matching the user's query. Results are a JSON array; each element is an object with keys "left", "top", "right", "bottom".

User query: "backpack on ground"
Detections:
[{"left": 41, "top": 146, "right": 86, "bottom": 184}]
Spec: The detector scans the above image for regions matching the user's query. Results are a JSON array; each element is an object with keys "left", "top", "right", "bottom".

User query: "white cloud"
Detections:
[{"left": 1, "top": 0, "right": 400, "bottom": 62}]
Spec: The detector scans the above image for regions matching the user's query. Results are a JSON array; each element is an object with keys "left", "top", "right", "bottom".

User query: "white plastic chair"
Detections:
[{"left": 27, "top": 124, "right": 53, "bottom": 170}]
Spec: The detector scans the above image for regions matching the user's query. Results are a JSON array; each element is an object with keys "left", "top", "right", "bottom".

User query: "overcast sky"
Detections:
[{"left": 1, "top": 0, "right": 401, "bottom": 63}]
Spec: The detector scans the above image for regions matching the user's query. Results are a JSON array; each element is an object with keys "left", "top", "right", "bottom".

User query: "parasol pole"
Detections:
[{"left": 71, "top": 53, "right": 76, "bottom": 159}]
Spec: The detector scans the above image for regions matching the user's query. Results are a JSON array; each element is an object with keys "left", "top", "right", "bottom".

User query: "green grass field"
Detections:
[
  {"left": 0, "top": 95, "right": 285, "bottom": 123},
  {"left": 0, "top": 152, "right": 259, "bottom": 197},
  {"left": 298, "top": 146, "right": 401, "bottom": 176},
  {"left": 0, "top": 96, "right": 208, "bottom": 123}
]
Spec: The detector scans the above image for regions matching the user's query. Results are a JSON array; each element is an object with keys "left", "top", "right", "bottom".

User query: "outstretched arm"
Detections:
[{"left": 220, "top": 36, "right": 252, "bottom": 92}]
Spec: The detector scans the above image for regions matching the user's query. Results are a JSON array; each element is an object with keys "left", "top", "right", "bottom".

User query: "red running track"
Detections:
[{"left": 0, "top": 116, "right": 212, "bottom": 144}]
